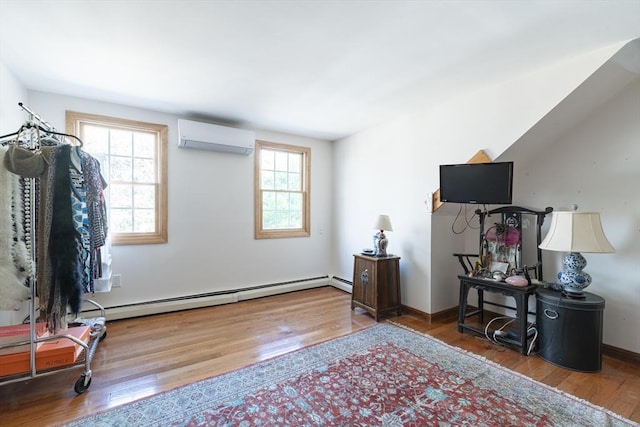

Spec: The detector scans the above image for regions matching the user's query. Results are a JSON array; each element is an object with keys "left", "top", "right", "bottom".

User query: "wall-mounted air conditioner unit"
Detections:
[{"left": 178, "top": 119, "right": 255, "bottom": 155}]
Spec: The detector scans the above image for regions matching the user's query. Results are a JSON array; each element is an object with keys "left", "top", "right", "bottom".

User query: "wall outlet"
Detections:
[
  {"left": 111, "top": 274, "right": 122, "bottom": 288},
  {"left": 425, "top": 193, "right": 433, "bottom": 212}
]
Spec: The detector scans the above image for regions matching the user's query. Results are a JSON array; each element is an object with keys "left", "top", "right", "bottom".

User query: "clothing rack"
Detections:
[
  {"left": 19, "top": 102, "right": 55, "bottom": 131},
  {"left": 0, "top": 103, "right": 107, "bottom": 394}
]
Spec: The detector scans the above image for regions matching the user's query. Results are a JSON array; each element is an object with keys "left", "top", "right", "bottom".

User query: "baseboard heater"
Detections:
[
  {"left": 82, "top": 276, "right": 331, "bottom": 321},
  {"left": 330, "top": 276, "right": 352, "bottom": 293}
]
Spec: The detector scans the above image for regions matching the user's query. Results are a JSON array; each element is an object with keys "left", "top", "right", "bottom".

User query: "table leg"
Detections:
[
  {"left": 458, "top": 281, "right": 469, "bottom": 333},
  {"left": 518, "top": 294, "right": 529, "bottom": 355}
]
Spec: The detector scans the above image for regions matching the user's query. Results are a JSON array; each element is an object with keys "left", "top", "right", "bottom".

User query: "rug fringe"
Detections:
[{"left": 385, "top": 320, "right": 638, "bottom": 426}]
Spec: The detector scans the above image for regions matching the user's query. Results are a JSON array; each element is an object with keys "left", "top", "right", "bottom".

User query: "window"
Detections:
[
  {"left": 255, "top": 140, "right": 310, "bottom": 239},
  {"left": 66, "top": 111, "right": 168, "bottom": 245}
]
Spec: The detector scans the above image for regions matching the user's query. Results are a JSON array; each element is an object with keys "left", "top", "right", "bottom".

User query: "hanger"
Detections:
[
  {"left": 0, "top": 124, "right": 84, "bottom": 147},
  {"left": 25, "top": 123, "right": 84, "bottom": 147},
  {"left": 42, "top": 127, "right": 84, "bottom": 146},
  {"left": 0, "top": 124, "right": 27, "bottom": 142},
  {"left": 0, "top": 124, "right": 31, "bottom": 147},
  {"left": 2, "top": 102, "right": 85, "bottom": 147}
]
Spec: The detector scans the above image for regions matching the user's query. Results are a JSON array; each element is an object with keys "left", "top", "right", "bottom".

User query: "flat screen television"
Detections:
[{"left": 439, "top": 161, "right": 513, "bottom": 204}]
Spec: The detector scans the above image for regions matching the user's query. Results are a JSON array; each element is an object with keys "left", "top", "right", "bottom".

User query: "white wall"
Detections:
[
  {"left": 0, "top": 61, "right": 27, "bottom": 134},
  {"left": 514, "top": 80, "right": 640, "bottom": 352},
  {"left": 22, "top": 91, "right": 333, "bottom": 309},
  {"left": 331, "top": 42, "right": 639, "bottom": 353}
]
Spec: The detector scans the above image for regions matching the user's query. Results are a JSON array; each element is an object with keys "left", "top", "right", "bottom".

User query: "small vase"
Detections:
[{"left": 376, "top": 232, "right": 388, "bottom": 257}]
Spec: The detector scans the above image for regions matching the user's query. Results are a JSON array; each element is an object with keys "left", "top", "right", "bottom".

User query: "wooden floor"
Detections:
[{"left": 1, "top": 286, "right": 638, "bottom": 425}]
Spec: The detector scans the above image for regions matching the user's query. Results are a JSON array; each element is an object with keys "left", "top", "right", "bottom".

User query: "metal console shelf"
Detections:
[{"left": 458, "top": 275, "right": 537, "bottom": 355}]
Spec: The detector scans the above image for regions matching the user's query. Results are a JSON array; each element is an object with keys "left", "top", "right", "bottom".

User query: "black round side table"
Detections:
[{"left": 536, "top": 287, "right": 605, "bottom": 372}]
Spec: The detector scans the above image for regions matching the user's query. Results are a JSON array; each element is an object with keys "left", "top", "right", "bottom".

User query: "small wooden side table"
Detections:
[{"left": 351, "top": 254, "right": 401, "bottom": 321}]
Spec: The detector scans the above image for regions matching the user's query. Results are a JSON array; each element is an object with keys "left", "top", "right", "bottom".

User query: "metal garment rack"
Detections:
[{"left": 0, "top": 103, "right": 107, "bottom": 394}]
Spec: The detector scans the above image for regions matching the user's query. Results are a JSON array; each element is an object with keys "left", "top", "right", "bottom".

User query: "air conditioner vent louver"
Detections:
[{"left": 178, "top": 119, "right": 255, "bottom": 155}]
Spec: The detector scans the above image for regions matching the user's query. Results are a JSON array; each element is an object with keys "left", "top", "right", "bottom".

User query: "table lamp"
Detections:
[
  {"left": 538, "top": 210, "right": 615, "bottom": 298},
  {"left": 373, "top": 215, "right": 393, "bottom": 257}
]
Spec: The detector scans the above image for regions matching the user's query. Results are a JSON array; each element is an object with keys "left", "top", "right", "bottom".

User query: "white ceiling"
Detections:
[{"left": 1, "top": 0, "right": 639, "bottom": 141}]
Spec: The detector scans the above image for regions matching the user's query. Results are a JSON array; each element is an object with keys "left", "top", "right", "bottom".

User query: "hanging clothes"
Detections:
[
  {"left": 82, "top": 152, "right": 108, "bottom": 292},
  {"left": 47, "top": 145, "right": 84, "bottom": 330},
  {"left": 69, "top": 145, "right": 91, "bottom": 293},
  {"left": 2, "top": 122, "right": 108, "bottom": 333},
  {"left": 0, "top": 146, "right": 31, "bottom": 310}
]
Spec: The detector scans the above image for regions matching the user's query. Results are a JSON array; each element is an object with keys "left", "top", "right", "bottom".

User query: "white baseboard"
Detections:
[
  {"left": 330, "top": 276, "right": 352, "bottom": 293},
  {"left": 237, "top": 278, "right": 329, "bottom": 301},
  {"left": 104, "top": 293, "right": 237, "bottom": 320},
  {"left": 102, "top": 277, "right": 331, "bottom": 321}
]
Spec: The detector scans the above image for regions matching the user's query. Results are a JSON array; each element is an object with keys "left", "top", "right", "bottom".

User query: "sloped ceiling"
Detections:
[
  {"left": 499, "top": 38, "right": 640, "bottom": 163},
  {"left": 0, "top": 0, "right": 639, "bottom": 140}
]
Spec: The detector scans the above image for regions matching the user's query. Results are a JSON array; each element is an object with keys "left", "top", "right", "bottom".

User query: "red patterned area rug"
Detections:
[{"left": 64, "top": 324, "right": 637, "bottom": 427}]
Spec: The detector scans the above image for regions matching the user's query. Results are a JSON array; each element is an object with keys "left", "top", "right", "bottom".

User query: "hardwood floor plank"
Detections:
[{"left": 0, "top": 286, "right": 638, "bottom": 425}]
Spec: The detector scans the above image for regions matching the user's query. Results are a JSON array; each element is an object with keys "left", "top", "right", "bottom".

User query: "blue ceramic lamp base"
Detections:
[{"left": 557, "top": 252, "right": 591, "bottom": 298}]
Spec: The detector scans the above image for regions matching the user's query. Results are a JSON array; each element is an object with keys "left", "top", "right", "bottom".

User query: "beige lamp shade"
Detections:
[
  {"left": 373, "top": 215, "right": 393, "bottom": 231},
  {"left": 539, "top": 212, "right": 615, "bottom": 253}
]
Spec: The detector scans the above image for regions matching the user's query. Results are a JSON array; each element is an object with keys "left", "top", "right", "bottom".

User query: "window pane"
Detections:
[
  {"left": 274, "top": 151, "right": 288, "bottom": 171},
  {"left": 133, "top": 158, "right": 155, "bottom": 183},
  {"left": 111, "top": 208, "right": 133, "bottom": 233},
  {"left": 134, "top": 132, "right": 155, "bottom": 158},
  {"left": 134, "top": 185, "right": 155, "bottom": 209},
  {"left": 275, "top": 172, "right": 288, "bottom": 190},
  {"left": 290, "top": 211, "right": 302, "bottom": 228},
  {"left": 133, "top": 209, "right": 155, "bottom": 232},
  {"left": 110, "top": 129, "right": 133, "bottom": 156},
  {"left": 110, "top": 184, "right": 132, "bottom": 208},
  {"left": 263, "top": 191, "right": 276, "bottom": 210},
  {"left": 261, "top": 170, "right": 275, "bottom": 190},
  {"left": 290, "top": 193, "right": 302, "bottom": 211},
  {"left": 275, "top": 211, "right": 289, "bottom": 228},
  {"left": 261, "top": 150, "right": 275, "bottom": 171},
  {"left": 111, "top": 156, "right": 133, "bottom": 181},
  {"left": 82, "top": 125, "right": 109, "bottom": 154},
  {"left": 288, "top": 172, "right": 301, "bottom": 191},
  {"left": 288, "top": 153, "right": 301, "bottom": 173},
  {"left": 275, "top": 192, "right": 290, "bottom": 211},
  {"left": 263, "top": 210, "right": 276, "bottom": 229}
]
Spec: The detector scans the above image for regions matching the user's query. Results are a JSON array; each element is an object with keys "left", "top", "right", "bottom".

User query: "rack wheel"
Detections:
[
  {"left": 100, "top": 330, "right": 107, "bottom": 341},
  {"left": 74, "top": 374, "right": 92, "bottom": 394}
]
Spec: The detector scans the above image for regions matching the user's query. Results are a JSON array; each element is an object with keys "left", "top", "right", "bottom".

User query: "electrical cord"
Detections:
[
  {"left": 485, "top": 315, "right": 538, "bottom": 356},
  {"left": 527, "top": 326, "right": 538, "bottom": 356},
  {"left": 484, "top": 316, "right": 515, "bottom": 344},
  {"left": 451, "top": 204, "right": 482, "bottom": 235}
]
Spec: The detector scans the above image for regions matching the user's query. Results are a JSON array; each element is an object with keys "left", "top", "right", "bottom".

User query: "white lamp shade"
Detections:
[
  {"left": 373, "top": 215, "right": 393, "bottom": 231},
  {"left": 539, "top": 211, "right": 615, "bottom": 253}
]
